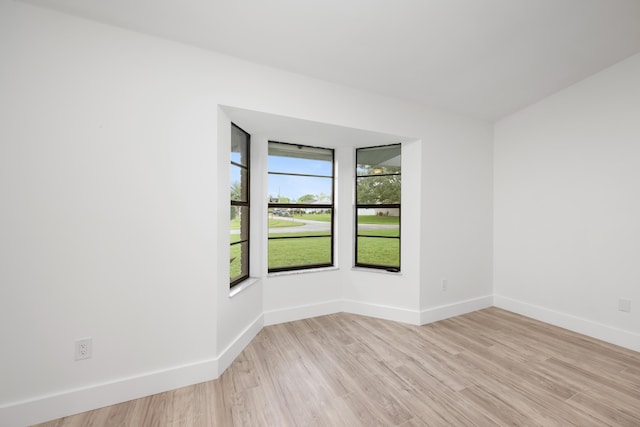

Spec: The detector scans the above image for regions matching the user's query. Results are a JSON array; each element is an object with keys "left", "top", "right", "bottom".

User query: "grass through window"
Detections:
[{"left": 231, "top": 215, "right": 399, "bottom": 276}]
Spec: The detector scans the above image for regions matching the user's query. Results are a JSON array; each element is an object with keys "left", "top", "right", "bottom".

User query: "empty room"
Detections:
[{"left": 1, "top": 0, "right": 639, "bottom": 425}]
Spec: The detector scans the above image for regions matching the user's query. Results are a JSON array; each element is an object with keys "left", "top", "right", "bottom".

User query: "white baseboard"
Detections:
[
  {"left": 217, "top": 313, "right": 264, "bottom": 374},
  {"left": 420, "top": 295, "right": 494, "bottom": 325},
  {"left": 263, "top": 300, "right": 342, "bottom": 325},
  {"left": 17, "top": 293, "right": 632, "bottom": 427},
  {"left": 264, "top": 298, "right": 490, "bottom": 329},
  {"left": 2, "top": 314, "right": 267, "bottom": 427},
  {"left": 494, "top": 294, "right": 640, "bottom": 352},
  {"left": 0, "top": 357, "right": 219, "bottom": 427},
  {"left": 342, "top": 299, "right": 421, "bottom": 324}
]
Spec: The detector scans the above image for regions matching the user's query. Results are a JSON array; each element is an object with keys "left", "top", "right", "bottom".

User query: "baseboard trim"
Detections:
[
  {"left": 1, "top": 315, "right": 267, "bottom": 427},
  {"left": 494, "top": 294, "right": 640, "bottom": 352},
  {"left": 12, "top": 293, "right": 634, "bottom": 427},
  {"left": 217, "top": 313, "right": 264, "bottom": 374},
  {"left": 420, "top": 295, "right": 494, "bottom": 325},
  {"left": 343, "top": 300, "right": 421, "bottom": 325},
  {"left": 0, "top": 357, "right": 219, "bottom": 427},
  {"left": 263, "top": 300, "right": 342, "bottom": 325}
]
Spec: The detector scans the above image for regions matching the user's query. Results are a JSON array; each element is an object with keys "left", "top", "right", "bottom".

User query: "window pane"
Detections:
[
  {"left": 356, "top": 144, "right": 401, "bottom": 176},
  {"left": 230, "top": 241, "right": 248, "bottom": 282},
  {"left": 356, "top": 175, "right": 401, "bottom": 204},
  {"left": 357, "top": 237, "right": 399, "bottom": 268},
  {"left": 356, "top": 207, "right": 399, "bottom": 237},
  {"left": 230, "top": 123, "right": 250, "bottom": 287},
  {"left": 230, "top": 164, "right": 248, "bottom": 202},
  {"left": 268, "top": 174, "right": 332, "bottom": 203},
  {"left": 355, "top": 144, "right": 401, "bottom": 271},
  {"left": 269, "top": 208, "right": 332, "bottom": 238},
  {"left": 268, "top": 237, "right": 331, "bottom": 269},
  {"left": 231, "top": 126, "right": 248, "bottom": 165},
  {"left": 267, "top": 142, "right": 334, "bottom": 272},
  {"left": 231, "top": 206, "right": 249, "bottom": 241},
  {"left": 268, "top": 142, "right": 333, "bottom": 176}
]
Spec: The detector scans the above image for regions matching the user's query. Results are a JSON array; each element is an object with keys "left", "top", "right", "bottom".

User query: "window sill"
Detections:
[
  {"left": 268, "top": 266, "right": 339, "bottom": 278},
  {"left": 229, "top": 277, "right": 260, "bottom": 298},
  {"left": 351, "top": 267, "right": 402, "bottom": 276}
]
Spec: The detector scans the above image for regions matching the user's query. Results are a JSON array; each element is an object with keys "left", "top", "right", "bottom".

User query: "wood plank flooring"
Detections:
[{"left": 35, "top": 308, "right": 640, "bottom": 426}]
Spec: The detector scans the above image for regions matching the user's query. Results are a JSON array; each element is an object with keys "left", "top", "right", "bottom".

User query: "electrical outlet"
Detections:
[
  {"left": 618, "top": 299, "right": 631, "bottom": 313},
  {"left": 75, "top": 338, "right": 92, "bottom": 361},
  {"left": 441, "top": 279, "right": 448, "bottom": 291}
]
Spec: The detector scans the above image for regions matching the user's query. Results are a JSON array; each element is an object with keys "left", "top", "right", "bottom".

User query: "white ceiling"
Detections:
[{"left": 21, "top": 0, "right": 640, "bottom": 121}]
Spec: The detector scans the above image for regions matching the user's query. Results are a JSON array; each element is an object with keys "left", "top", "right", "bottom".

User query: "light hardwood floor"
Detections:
[{"left": 35, "top": 308, "right": 640, "bottom": 426}]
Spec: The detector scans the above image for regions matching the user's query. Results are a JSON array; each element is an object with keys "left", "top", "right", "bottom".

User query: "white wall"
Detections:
[
  {"left": 494, "top": 53, "right": 640, "bottom": 350},
  {"left": 420, "top": 118, "right": 495, "bottom": 320},
  {"left": 0, "top": 2, "right": 222, "bottom": 424},
  {"left": 0, "top": 1, "right": 493, "bottom": 425}
]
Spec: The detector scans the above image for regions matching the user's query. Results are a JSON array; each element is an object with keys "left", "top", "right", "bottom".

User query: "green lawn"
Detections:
[
  {"left": 229, "top": 242, "right": 243, "bottom": 281},
  {"left": 357, "top": 228, "right": 399, "bottom": 237},
  {"left": 357, "top": 215, "right": 399, "bottom": 225},
  {"left": 267, "top": 230, "right": 398, "bottom": 269},
  {"left": 295, "top": 214, "right": 399, "bottom": 225},
  {"left": 232, "top": 214, "right": 398, "bottom": 227},
  {"left": 231, "top": 218, "right": 304, "bottom": 230},
  {"left": 232, "top": 231, "right": 399, "bottom": 275},
  {"left": 356, "top": 236, "right": 399, "bottom": 267},
  {"left": 268, "top": 236, "right": 332, "bottom": 269},
  {"left": 297, "top": 213, "right": 332, "bottom": 222},
  {"left": 268, "top": 219, "right": 303, "bottom": 228},
  {"left": 230, "top": 217, "right": 400, "bottom": 279},
  {"left": 268, "top": 231, "right": 331, "bottom": 238}
]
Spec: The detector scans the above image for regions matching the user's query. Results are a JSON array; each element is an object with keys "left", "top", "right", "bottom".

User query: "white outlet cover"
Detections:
[
  {"left": 618, "top": 299, "right": 631, "bottom": 313},
  {"left": 75, "top": 338, "right": 93, "bottom": 360}
]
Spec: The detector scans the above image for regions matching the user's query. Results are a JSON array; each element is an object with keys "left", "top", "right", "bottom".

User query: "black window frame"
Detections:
[
  {"left": 355, "top": 143, "right": 401, "bottom": 272},
  {"left": 267, "top": 141, "right": 335, "bottom": 273},
  {"left": 230, "top": 123, "right": 250, "bottom": 288}
]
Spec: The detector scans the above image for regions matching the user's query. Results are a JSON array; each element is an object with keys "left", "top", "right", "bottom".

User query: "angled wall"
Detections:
[{"left": 494, "top": 53, "right": 640, "bottom": 351}]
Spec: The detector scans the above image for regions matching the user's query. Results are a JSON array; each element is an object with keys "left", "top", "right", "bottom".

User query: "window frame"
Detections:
[
  {"left": 354, "top": 143, "right": 401, "bottom": 272},
  {"left": 230, "top": 123, "right": 251, "bottom": 288},
  {"left": 267, "top": 141, "right": 335, "bottom": 273}
]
